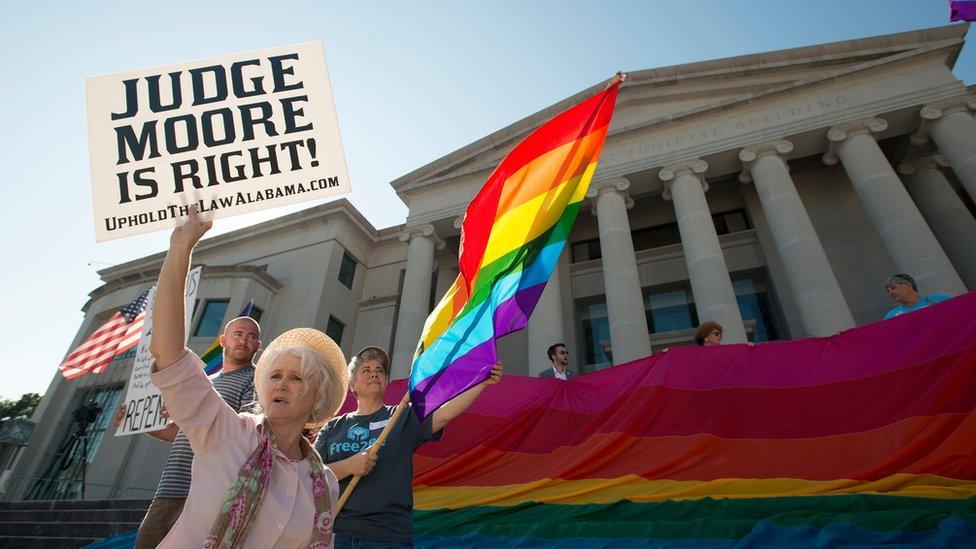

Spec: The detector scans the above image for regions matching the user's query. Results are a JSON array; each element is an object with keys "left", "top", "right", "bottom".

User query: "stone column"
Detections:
[
  {"left": 527, "top": 249, "right": 566, "bottom": 375},
  {"left": 659, "top": 160, "right": 748, "bottom": 343},
  {"left": 740, "top": 140, "right": 854, "bottom": 336},
  {"left": 585, "top": 178, "right": 652, "bottom": 365},
  {"left": 434, "top": 260, "right": 458, "bottom": 304},
  {"left": 432, "top": 216, "right": 463, "bottom": 301},
  {"left": 898, "top": 155, "right": 976, "bottom": 289},
  {"left": 823, "top": 118, "right": 965, "bottom": 296},
  {"left": 914, "top": 98, "right": 976, "bottom": 203},
  {"left": 391, "top": 224, "right": 443, "bottom": 378}
]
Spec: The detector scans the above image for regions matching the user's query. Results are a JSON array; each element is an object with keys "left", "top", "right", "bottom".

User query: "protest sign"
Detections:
[
  {"left": 87, "top": 42, "right": 350, "bottom": 241},
  {"left": 116, "top": 267, "right": 201, "bottom": 436}
]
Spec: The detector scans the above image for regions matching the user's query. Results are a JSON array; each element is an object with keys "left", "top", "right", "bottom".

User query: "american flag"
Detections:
[{"left": 59, "top": 289, "right": 151, "bottom": 380}]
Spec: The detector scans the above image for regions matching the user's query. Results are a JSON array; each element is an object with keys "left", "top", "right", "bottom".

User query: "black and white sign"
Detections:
[
  {"left": 116, "top": 267, "right": 201, "bottom": 436},
  {"left": 87, "top": 42, "right": 350, "bottom": 241}
]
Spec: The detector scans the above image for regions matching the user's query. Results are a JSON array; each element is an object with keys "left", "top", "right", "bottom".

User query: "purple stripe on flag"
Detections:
[
  {"left": 412, "top": 338, "right": 497, "bottom": 419},
  {"left": 412, "top": 283, "right": 548, "bottom": 417},
  {"left": 493, "top": 282, "right": 547, "bottom": 336}
]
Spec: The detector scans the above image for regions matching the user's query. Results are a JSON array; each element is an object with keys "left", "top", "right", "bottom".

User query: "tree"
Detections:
[{"left": 0, "top": 393, "right": 41, "bottom": 421}]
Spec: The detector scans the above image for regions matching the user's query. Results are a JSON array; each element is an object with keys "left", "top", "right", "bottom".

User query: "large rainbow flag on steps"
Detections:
[
  {"left": 408, "top": 80, "right": 621, "bottom": 419},
  {"left": 352, "top": 293, "right": 976, "bottom": 546}
]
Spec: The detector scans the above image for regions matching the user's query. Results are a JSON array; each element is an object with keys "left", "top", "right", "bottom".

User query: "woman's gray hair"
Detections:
[
  {"left": 253, "top": 344, "right": 346, "bottom": 430},
  {"left": 348, "top": 347, "right": 389, "bottom": 384},
  {"left": 884, "top": 273, "right": 918, "bottom": 292}
]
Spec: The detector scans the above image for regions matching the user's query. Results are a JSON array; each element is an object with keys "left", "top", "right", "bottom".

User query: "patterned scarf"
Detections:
[{"left": 204, "top": 420, "right": 334, "bottom": 549}]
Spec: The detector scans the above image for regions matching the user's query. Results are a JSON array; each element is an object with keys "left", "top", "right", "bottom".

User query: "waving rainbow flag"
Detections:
[{"left": 408, "top": 79, "right": 621, "bottom": 419}]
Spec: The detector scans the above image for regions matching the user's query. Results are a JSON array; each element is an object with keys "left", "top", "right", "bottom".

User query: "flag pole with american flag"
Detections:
[{"left": 59, "top": 290, "right": 151, "bottom": 380}]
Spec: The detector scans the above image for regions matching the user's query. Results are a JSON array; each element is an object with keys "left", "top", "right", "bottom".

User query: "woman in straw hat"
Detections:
[{"left": 149, "top": 206, "right": 347, "bottom": 548}]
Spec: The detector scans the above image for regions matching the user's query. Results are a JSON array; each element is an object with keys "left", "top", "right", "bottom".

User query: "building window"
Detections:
[
  {"left": 713, "top": 210, "right": 750, "bottom": 235},
  {"left": 576, "top": 272, "right": 781, "bottom": 369},
  {"left": 645, "top": 285, "right": 698, "bottom": 334},
  {"left": 193, "top": 300, "right": 230, "bottom": 337},
  {"left": 576, "top": 297, "right": 611, "bottom": 371},
  {"left": 730, "top": 273, "right": 780, "bottom": 343},
  {"left": 338, "top": 251, "right": 357, "bottom": 289},
  {"left": 326, "top": 315, "right": 345, "bottom": 345},
  {"left": 27, "top": 385, "right": 123, "bottom": 501},
  {"left": 570, "top": 209, "right": 752, "bottom": 263},
  {"left": 81, "top": 386, "right": 124, "bottom": 463},
  {"left": 571, "top": 240, "right": 602, "bottom": 262},
  {"left": 248, "top": 305, "right": 263, "bottom": 324}
]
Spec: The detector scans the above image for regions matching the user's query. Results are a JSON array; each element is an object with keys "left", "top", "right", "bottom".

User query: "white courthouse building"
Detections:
[{"left": 5, "top": 24, "right": 976, "bottom": 500}]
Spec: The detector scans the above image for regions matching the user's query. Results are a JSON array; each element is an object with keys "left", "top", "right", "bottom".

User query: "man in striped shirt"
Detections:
[{"left": 113, "top": 316, "right": 260, "bottom": 549}]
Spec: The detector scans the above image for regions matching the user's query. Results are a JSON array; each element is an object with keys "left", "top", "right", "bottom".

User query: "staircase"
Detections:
[{"left": 0, "top": 499, "right": 148, "bottom": 548}]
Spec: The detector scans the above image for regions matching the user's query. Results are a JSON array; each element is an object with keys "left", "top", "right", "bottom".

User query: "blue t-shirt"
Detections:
[
  {"left": 316, "top": 404, "right": 441, "bottom": 543},
  {"left": 884, "top": 294, "right": 950, "bottom": 319}
]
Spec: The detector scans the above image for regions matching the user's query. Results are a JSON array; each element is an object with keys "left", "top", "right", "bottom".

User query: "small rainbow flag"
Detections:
[
  {"left": 201, "top": 299, "right": 255, "bottom": 375},
  {"left": 408, "top": 79, "right": 621, "bottom": 419},
  {"left": 950, "top": 1, "right": 976, "bottom": 21}
]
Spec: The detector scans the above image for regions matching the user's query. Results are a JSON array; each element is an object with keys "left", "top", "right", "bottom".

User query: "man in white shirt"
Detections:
[{"left": 539, "top": 343, "right": 574, "bottom": 380}]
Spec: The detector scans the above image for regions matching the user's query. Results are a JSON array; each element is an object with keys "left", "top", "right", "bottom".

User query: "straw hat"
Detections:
[{"left": 257, "top": 328, "right": 349, "bottom": 427}]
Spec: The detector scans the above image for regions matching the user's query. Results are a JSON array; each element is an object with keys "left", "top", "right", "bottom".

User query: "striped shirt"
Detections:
[{"left": 154, "top": 364, "right": 255, "bottom": 498}]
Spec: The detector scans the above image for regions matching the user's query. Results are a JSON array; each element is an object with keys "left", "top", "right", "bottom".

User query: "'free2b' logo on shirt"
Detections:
[
  {"left": 348, "top": 425, "right": 370, "bottom": 442},
  {"left": 329, "top": 423, "right": 379, "bottom": 455}
]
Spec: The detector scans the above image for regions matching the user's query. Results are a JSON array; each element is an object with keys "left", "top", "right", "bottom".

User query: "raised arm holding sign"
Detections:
[{"left": 137, "top": 206, "right": 349, "bottom": 547}]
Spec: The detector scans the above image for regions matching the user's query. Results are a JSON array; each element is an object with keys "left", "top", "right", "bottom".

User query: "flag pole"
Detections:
[
  {"left": 334, "top": 391, "right": 411, "bottom": 514},
  {"left": 605, "top": 71, "right": 625, "bottom": 90}
]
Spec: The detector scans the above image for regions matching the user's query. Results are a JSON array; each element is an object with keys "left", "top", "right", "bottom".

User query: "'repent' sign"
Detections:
[{"left": 86, "top": 42, "right": 350, "bottom": 241}]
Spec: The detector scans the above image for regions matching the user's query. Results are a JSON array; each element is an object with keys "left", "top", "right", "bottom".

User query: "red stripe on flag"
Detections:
[
  {"left": 59, "top": 310, "right": 146, "bottom": 380},
  {"left": 457, "top": 83, "right": 619, "bottom": 290}
]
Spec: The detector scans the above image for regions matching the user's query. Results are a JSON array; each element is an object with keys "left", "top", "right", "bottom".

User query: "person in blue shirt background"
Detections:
[{"left": 883, "top": 273, "right": 951, "bottom": 319}]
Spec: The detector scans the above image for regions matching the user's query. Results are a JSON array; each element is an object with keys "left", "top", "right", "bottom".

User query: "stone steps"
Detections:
[
  {"left": 0, "top": 499, "right": 149, "bottom": 548},
  {"left": 0, "top": 535, "right": 103, "bottom": 549}
]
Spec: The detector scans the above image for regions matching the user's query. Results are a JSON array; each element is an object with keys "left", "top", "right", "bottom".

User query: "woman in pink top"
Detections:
[{"left": 150, "top": 206, "right": 348, "bottom": 548}]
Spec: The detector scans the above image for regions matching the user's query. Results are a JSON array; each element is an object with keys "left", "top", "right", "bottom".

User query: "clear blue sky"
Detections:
[{"left": 0, "top": 1, "right": 971, "bottom": 399}]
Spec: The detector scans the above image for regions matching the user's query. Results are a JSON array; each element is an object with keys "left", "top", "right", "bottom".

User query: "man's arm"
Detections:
[
  {"left": 150, "top": 205, "right": 211, "bottom": 370},
  {"left": 431, "top": 364, "right": 502, "bottom": 433},
  {"left": 146, "top": 423, "right": 179, "bottom": 443}
]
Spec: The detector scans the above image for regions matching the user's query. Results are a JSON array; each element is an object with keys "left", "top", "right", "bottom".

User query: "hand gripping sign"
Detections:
[{"left": 86, "top": 42, "right": 350, "bottom": 242}]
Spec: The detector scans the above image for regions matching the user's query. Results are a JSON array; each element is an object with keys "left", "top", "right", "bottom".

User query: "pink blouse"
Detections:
[{"left": 151, "top": 351, "right": 339, "bottom": 548}]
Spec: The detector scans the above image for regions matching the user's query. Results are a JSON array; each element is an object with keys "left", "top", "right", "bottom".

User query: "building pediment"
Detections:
[{"left": 392, "top": 24, "right": 969, "bottom": 197}]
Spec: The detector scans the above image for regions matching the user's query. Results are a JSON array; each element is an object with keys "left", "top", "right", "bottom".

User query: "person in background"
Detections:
[
  {"left": 883, "top": 273, "right": 951, "bottom": 319},
  {"left": 539, "top": 343, "right": 574, "bottom": 380},
  {"left": 695, "top": 321, "right": 724, "bottom": 346}
]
